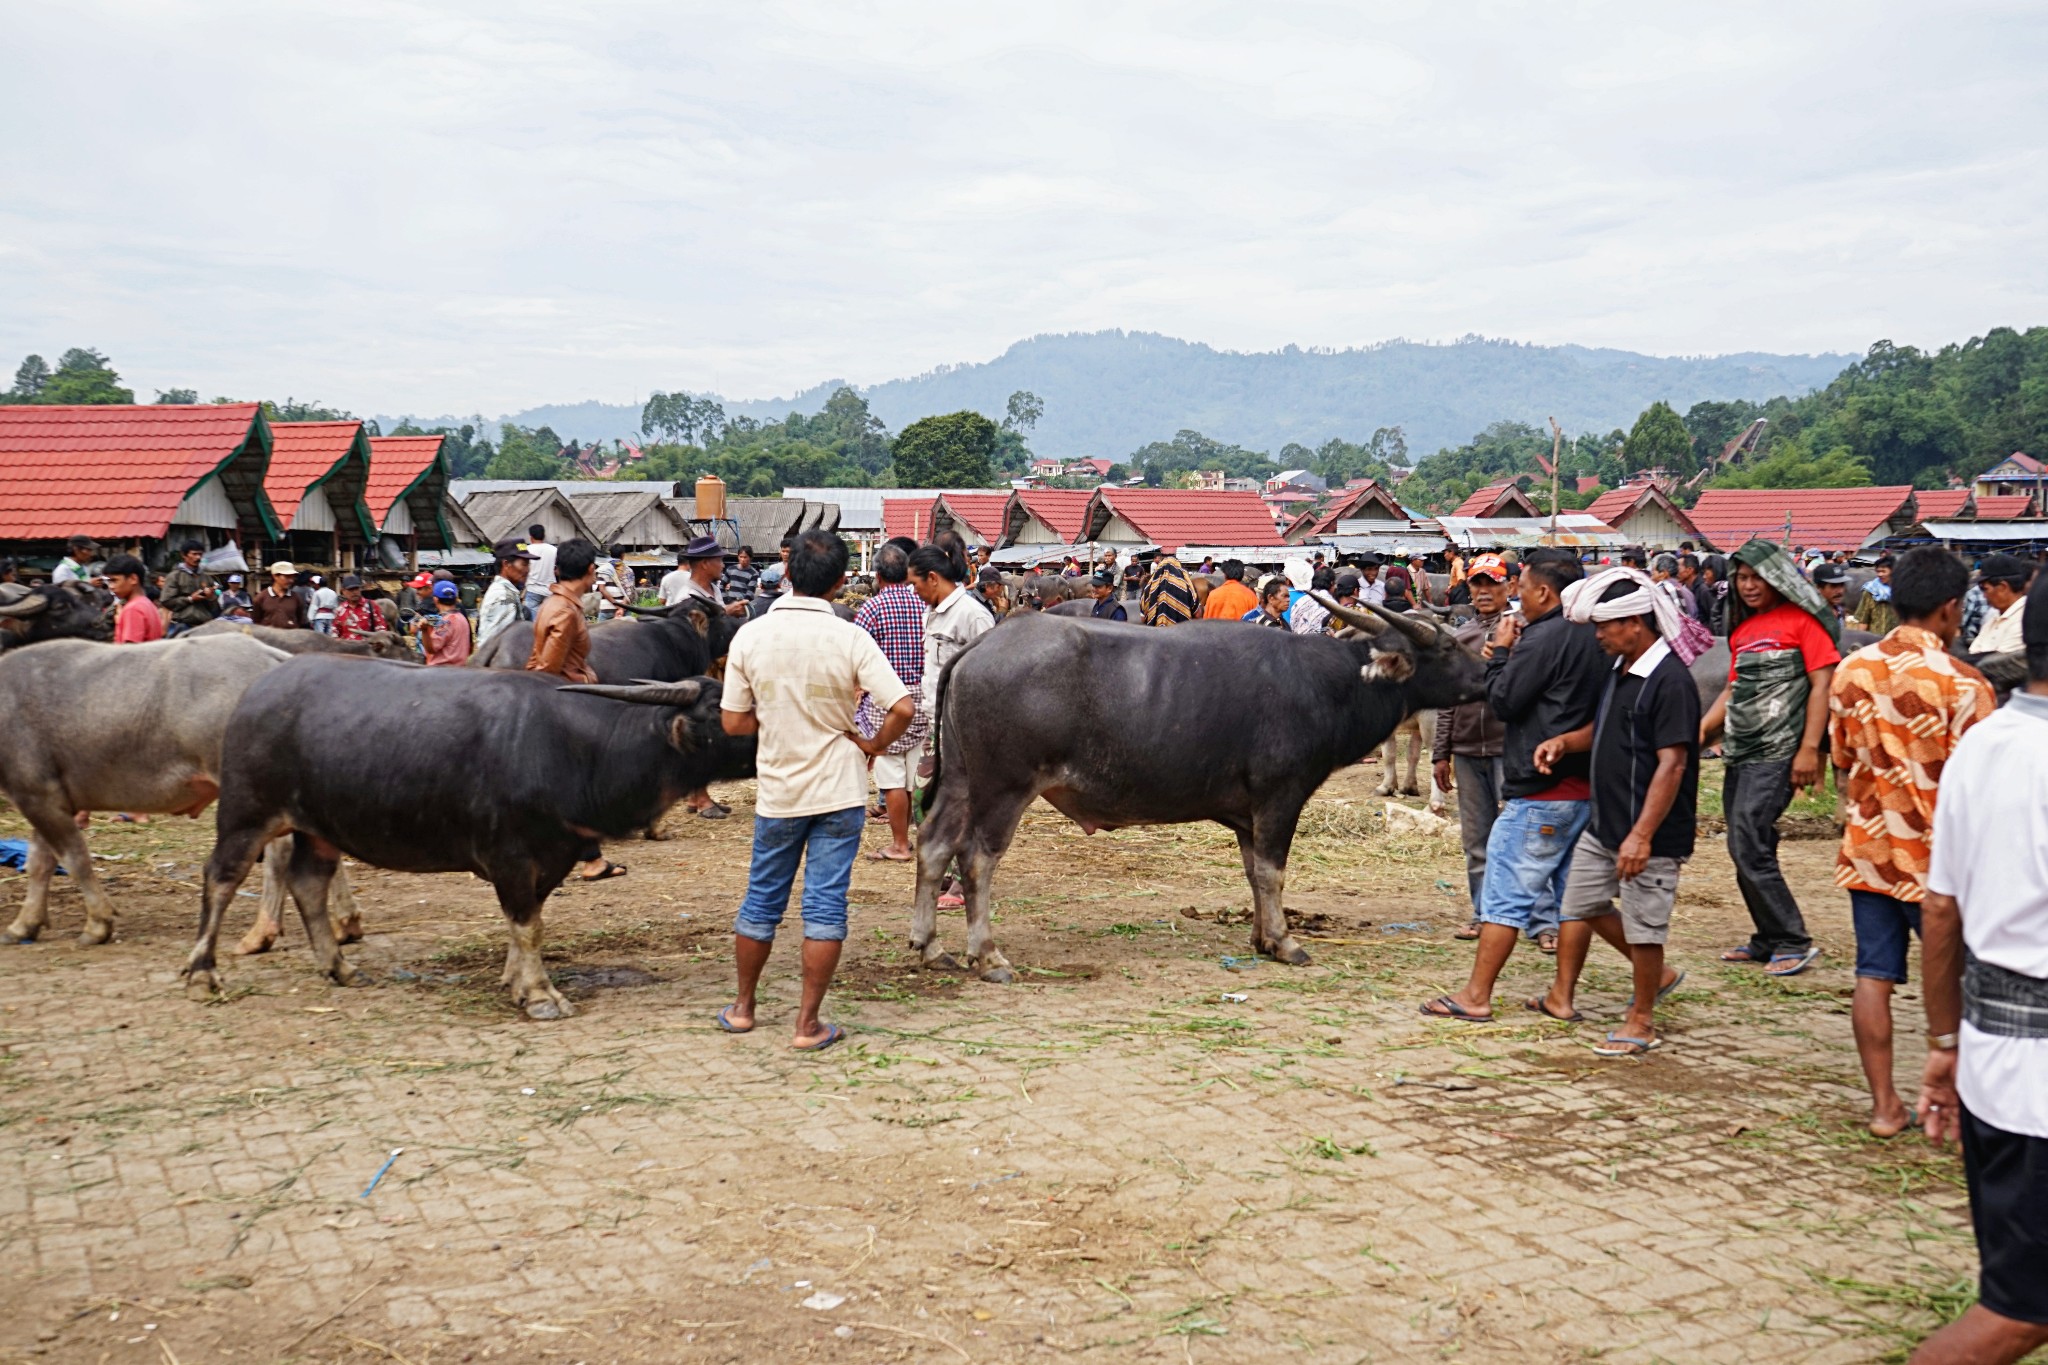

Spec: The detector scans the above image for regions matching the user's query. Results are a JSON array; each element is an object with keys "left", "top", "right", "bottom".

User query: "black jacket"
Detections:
[{"left": 1484, "top": 605, "right": 1607, "bottom": 799}]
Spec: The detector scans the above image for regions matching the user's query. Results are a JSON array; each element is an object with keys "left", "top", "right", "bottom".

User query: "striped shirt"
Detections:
[{"left": 1828, "top": 625, "right": 1994, "bottom": 901}]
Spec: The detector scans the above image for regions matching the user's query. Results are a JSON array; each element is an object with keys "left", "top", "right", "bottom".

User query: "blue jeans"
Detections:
[
  {"left": 1850, "top": 890, "right": 1921, "bottom": 983},
  {"left": 733, "top": 807, "right": 865, "bottom": 944},
  {"left": 524, "top": 589, "right": 548, "bottom": 614},
  {"left": 1477, "top": 798, "right": 1590, "bottom": 936}
]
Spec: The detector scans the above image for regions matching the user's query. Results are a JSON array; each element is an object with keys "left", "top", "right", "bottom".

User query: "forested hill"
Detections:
[{"left": 395, "top": 333, "right": 1850, "bottom": 459}]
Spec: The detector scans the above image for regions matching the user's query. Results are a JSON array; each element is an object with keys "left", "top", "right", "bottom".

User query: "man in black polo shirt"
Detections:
[{"left": 1531, "top": 571, "right": 1699, "bottom": 1055}]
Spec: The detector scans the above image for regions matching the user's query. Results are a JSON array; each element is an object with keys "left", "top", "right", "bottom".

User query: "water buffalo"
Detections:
[
  {"left": 184, "top": 662, "right": 757, "bottom": 1019},
  {"left": 910, "top": 592, "right": 1488, "bottom": 979},
  {"left": 0, "top": 636, "right": 359, "bottom": 948},
  {"left": 468, "top": 600, "right": 742, "bottom": 680},
  {"left": 180, "top": 618, "right": 409, "bottom": 657},
  {"left": 0, "top": 581, "right": 112, "bottom": 650}
]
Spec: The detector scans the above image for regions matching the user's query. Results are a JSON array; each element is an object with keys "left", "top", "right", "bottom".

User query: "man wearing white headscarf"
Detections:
[
  {"left": 1526, "top": 568, "right": 1698, "bottom": 1054},
  {"left": 1286, "top": 559, "right": 1328, "bottom": 635}
]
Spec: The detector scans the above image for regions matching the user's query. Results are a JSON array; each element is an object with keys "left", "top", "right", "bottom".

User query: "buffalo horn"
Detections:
[
  {"left": 621, "top": 601, "right": 676, "bottom": 619},
  {"left": 1310, "top": 590, "right": 1396, "bottom": 638},
  {"left": 560, "top": 678, "right": 705, "bottom": 707},
  {"left": 0, "top": 586, "right": 50, "bottom": 618},
  {"left": 1316, "top": 590, "right": 1438, "bottom": 647}
]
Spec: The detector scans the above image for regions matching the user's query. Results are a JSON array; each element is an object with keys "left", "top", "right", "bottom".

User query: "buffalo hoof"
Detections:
[
  {"left": 980, "top": 965, "right": 1016, "bottom": 984},
  {"left": 523, "top": 994, "right": 576, "bottom": 1021},
  {"left": 183, "top": 969, "right": 222, "bottom": 1001},
  {"left": 922, "top": 950, "right": 962, "bottom": 973},
  {"left": 234, "top": 922, "right": 281, "bottom": 956},
  {"left": 3, "top": 922, "right": 41, "bottom": 945},
  {"left": 331, "top": 960, "right": 369, "bottom": 988},
  {"left": 641, "top": 824, "right": 671, "bottom": 842},
  {"left": 336, "top": 916, "right": 364, "bottom": 946},
  {"left": 77, "top": 920, "right": 113, "bottom": 947}
]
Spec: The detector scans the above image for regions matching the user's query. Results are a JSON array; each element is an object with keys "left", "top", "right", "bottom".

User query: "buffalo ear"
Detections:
[
  {"left": 1363, "top": 648, "right": 1414, "bottom": 683},
  {"left": 667, "top": 714, "right": 700, "bottom": 753}
]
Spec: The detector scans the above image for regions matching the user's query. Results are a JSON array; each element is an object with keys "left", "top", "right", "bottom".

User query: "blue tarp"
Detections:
[{"left": 0, "top": 839, "right": 60, "bottom": 874}]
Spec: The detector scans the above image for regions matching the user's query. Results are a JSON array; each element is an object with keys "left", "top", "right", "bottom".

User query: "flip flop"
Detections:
[
  {"left": 1592, "top": 1032, "right": 1662, "bottom": 1058},
  {"left": 1453, "top": 922, "right": 1481, "bottom": 941},
  {"left": 1720, "top": 945, "right": 1764, "bottom": 963},
  {"left": 793, "top": 1023, "right": 844, "bottom": 1053},
  {"left": 696, "top": 805, "right": 729, "bottom": 821},
  {"left": 1537, "top": 932, "right": 1559, "bottom": 955},
  {"left": 577, "top": 861, "right": 628, "bottom": 882},
  {"left": 1766, "top": 948, "right": 1821, "bottom": 977},
  {"left": 715, "top": 1004, "right": 753, "bottom": 1034},
  {"left": 938, "top": 892, "right": 965, "bottom": 909},
  {"left": 866, "top": 849, "right": 914, "bottom": 862},
  {"left": 1419, "top": 994, "right": 1493, "bottom": 1022},
  {"left": 1524, "top": 995, "right": 1584, "bottom": 1023},
  {"left": 1627, "top": 969, "right": 1689, "bottom": 1013}
]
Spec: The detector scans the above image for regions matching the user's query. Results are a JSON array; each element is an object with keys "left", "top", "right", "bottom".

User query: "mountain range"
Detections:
[{"left": 376, "top": 331, "right": 1856, "bottom": 460}]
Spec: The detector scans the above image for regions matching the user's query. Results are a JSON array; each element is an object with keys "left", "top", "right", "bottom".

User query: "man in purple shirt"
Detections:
[{"left": 853, "top": 540, "right": 927, "bottom": 860}]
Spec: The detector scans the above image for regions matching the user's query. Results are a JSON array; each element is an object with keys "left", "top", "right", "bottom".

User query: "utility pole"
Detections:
[{"left": 1547, "top": 417, "right": 1563, "bottom": 543}]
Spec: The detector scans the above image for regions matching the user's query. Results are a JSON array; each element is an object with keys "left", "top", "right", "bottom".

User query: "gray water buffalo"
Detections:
[
  {"left": 0, "top": 636, "right": 359, "bottom": 949},
  {"left": 910, "top": 592, "right": 1487, "bottom": 979},
  {"left": 185, "top": 662, "right": 757, "bottom": 1018},
  {"left": 180, "top": 619, "right": 408, "bottom": 657},
  {"left": 0, "top": 581, "right": 112, "bottom": 650}
]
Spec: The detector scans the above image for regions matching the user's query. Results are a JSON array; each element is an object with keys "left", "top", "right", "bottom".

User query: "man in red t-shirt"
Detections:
[
  {"left": 107, "top": 554, "right": 164, "bottom": 645},
  {"left": 1701, "top": 540, "right": 1841, "bottom": 976},
  {"left": 331, "top": 574, "right": 382, "bottom": 641}
]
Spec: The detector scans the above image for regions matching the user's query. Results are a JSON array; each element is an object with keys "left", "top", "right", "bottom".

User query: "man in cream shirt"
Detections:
[
  {"left": 1967, "top": 553, "right": 2033, "bottom": 656},
  {"left": 718, "top": 530, "right": 913, "bottom": 1052}
]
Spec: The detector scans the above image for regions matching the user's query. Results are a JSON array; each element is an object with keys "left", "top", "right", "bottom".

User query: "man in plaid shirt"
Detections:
[{"left": 854, "top": 541, "right": 927, "bottom": 861}]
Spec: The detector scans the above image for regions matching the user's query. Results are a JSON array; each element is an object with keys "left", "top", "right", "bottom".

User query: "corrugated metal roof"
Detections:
[
  {"left": 0, "top": 402, "right": 277, "bottom": 541},
  {"left": 449, "top": 478, "right": 680, "bottom": 498},
  {"left": 1688, "top": 486, "right": 1916, "bottom": 553},
  {"left": 1915, "top": 519, "right": 2048, "bottom": 544},
  {"left": 267, "top": 420, "right": 376, "bottom": 540},
  {"left": 1319, "top": 531, "right": 1455, "bottom": 558},
  {"left": 1087, "top": 488, "right": 1283, "bottom": 547},
  {"left": 1435, "top": 515, "right": 1626, "bottom": 550},
  {"left": 779, "top": 487, "right": 974, "bottom": 532}
]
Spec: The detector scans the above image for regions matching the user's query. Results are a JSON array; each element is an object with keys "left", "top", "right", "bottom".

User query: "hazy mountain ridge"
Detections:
[{"left": 376, "top": 332, "right": 1854, "bottom": 459}]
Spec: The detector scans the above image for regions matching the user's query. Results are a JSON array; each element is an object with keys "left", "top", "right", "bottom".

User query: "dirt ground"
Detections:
[{"left": 0, "top": 762, "right": 1985, "bottom": 1364}]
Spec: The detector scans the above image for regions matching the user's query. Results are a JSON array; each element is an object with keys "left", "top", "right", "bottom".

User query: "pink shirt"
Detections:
[
  {"left": 113, "top": 594, "right": 164, "bottom": 644},
  {"left": 424, "top": 610, "right": 472, "bottom": 666}
]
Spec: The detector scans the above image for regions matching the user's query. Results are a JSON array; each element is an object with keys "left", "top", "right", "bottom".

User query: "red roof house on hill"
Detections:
[
  {"left": 266, "top": 420, "right": 377, "bottom": 545},
  {"left": 364, "top": 434, "right": 452, "bottom": 549},
  {"left": 0, "top": 403, "right": 279, "bottom": 546},
  {"left": 1688, "top": 486, "right": 1918, "bottom": 553},
  {"left": 1451, "top": 482, "right": 1541, "bottom": 518},
  {"left": 881, "top": 496, "right": 940, "bottom": 543},
  {"left": 1082, "top": 487, "right": 1283, "bottom": 550},
  {"left": 931, "top": 491, "right": 1011, "bottom": 546},
  {"left": 1003, "top": 488, "right": 1093, "bottom": 545},
  {"left": 1583, "top": 483, "right": 1701, "bottom": 550}
]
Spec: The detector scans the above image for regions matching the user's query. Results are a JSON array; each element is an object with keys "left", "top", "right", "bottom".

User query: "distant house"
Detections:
[
  {"left": 1451, "top": 483, "right": 1542, "bottom": 519},
  {"left": 1688, "top": 486, "right": 1919, "bottom": 554},
  {"left": 1029, "top": 456, "right": 1064, "bottom": 480},
  {"left": 1065, "top": 457, "right": 1115, "bottom": 481},
  {"left": 1265, "top": 469, "right": 1327, "bottom": 495},
  {"left": 1582, "top": 483, "right": 1702, "bottom": 551},
  {"left": 1972, "top": 452, "right": 2046, "bottom": 501},
  {"left": 1003, "top": 489, "right": 1095, "bottom": 546},
  {"left": 930, "top": 491, "right": 1012, "bottom": 547},
  {"left": 1081, "top": 487, "right": 1283, "bottom": 551},
  {"left": 457, "top": 485, "right": 597, "bottom": 550},
  {"left": 1309, "top": 479, "right": 1408, "bottom": 536}
]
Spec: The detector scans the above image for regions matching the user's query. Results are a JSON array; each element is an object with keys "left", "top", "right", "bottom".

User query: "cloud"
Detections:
[{"left": 1, "top": 0, "right": 2042, "bottom": 414}]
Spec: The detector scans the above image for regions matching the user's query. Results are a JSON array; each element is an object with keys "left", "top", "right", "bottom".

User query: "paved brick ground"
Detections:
[{"left": 0, "top": 769, "right": 1981, "bottom": 1362}]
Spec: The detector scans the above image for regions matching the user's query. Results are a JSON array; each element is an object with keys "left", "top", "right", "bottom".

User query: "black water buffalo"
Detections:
[
  {"left": 468, "top": 600, "right": 742, "bottom": 680},
  {"left": 0, "top": 581, "right": 112, "bottom": 649},
  {"left": 911, "top": 592, "right": 1488, "bottom": 979},
  {"left": 180, "top": 618, "right": 409, "bottom": 657},
  {"left": 184, "top": 660, "right": 756, "bottom": 1019}
]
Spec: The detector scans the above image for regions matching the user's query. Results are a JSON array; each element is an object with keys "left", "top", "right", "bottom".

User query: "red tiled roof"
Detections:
[
  {"left": 1976, "top": 495, "right": 2036, "bottom": 520},
  {"left": 1987, "top": 451, "right": 2045, "bottom": 476},
  {"left": 1582, "top": 484, "right": 1702, "bottom": 542},
  {"left": 934, "top": 492, "right": 1010, "bottom": 542},
  {"left": 364, "top": 435, "right": 449, "bottom": 545},
  {"left": 1450, "top": 483, "right": 1540, "bottom": 518},
  {"left": 1914, "top": 490, "right": 1972, "bottom": 520},
  {"left": 1575, "top": 476, "right": 1602, "bottom": 495},
  {"left": 267, "top": 420, "right": 375, "bottom": 538},
  {"left": 1687, "top": 486, "right": 1916, "bottom": 553},
  {"left": 881, "top": 496, "right": 940, "bottom": 543},
  {"left": 1309, "top": 480, "right": 1407, "bottom": 535},
  {"left": 0, "top": 403, "right": 276, "bottom": 541},
  {"left": 1010, "top": 489, "right": 1093, "bottom": 541},
  {"left": 1087, "top": 487, "right": 1283, "bottom": 548}
]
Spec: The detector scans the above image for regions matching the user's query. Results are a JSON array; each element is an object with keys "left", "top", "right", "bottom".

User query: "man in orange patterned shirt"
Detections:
[{"left": 1829, "top": 547, "right": 1993, "bottom": 1138}]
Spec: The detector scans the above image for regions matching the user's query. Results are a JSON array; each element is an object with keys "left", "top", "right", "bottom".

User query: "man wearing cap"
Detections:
[
  {"left": 220, "top": 574, "right": 252, "bottom": 621},
  {"left": 1969, "top": 554, "right": 2034, "bottom": 656},
  {"left": 419, "top": 582, "right": 473, "bottom": 665},
  {"left": 1907, "top": 574, "right": 2048, "bottom": 1365},
  {"left": 661, "top": 536, "right": 746, "bottom": 617},
  {"left": 477, "top": 539, "right": 537, "bottom": 648},
  {"left": 251, "top": 562, "right": 308, "bottom": 629},
  {"left": 1812, "top": 560, "right": 1851, "bottom": 629},
  {"left": 1356, "top": 554, "right": 1387, "bottom": 607},
  {"left": 161, "top": 540, "right": 217, "bottom": 634},
  {"left": 53, "top": 534, "right": 99, "bottom": 586},
  {"left": 1088, "top": 569, "right": 1127, "bottom": 622},
  {"left": 970, "top": 566, "right": 1009, "bottom": 617},
  {"left": 1435, "top": 555, "right": 1514, "bottom": 940},
  {"left": 332, "top": 575, "right": 381, "bottom": 641},
  {"left": 522, "top": 524, "right": 556, "bottom": 613},
  {"left": 307, "top": 574, "right": 338, "bottom": 635}
]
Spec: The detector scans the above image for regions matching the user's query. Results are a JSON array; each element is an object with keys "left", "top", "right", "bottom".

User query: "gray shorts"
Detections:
[{"left": 1559, "top": 832, "right": 1682, "bottom": 946}]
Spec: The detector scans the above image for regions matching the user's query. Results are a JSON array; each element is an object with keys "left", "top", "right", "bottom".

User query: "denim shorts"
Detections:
[
  {"left": 733, "top": 806, "right": 866, "bottom": 944},
  {"left": 1850, "top": 889, "right": 1922, "bottom": 983},
  {"left": 1477, "top": 798, "right": 1592, "bottom": 933}
]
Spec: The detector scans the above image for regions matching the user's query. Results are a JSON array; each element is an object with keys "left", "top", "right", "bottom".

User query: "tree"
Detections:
[
  {"left": 1710, "top": 438, "right": 1871, "bottom": 489},
  {"left": 1124, "top": 429, "right": 1273, "bottom": 485},
  {"left": 1003, "top": 390, "right": 1044, "bottom": 432},
  {"left": 155, "top": 387, "right": 198, "bottom": 404},
  {"left": 1622, "top": 401, "right": 1695, "bottom": 478},
  {"left": 38, "top": 348, "right": 134, "bottom": 404},
  {"left": 486, "top": 424, "right": 569, "bottom": 480},
  {"left": 642, "top": 391, "right": 728, "bottom": 447},
  {"left": 892, "top": 411, "right": 997, "bottom": 488},
  {"left": 10, "top": 355, "right": 51, "bottom": 400}
]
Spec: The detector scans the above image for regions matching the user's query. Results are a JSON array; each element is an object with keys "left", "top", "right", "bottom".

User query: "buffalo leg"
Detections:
[
  {"left": 910, "top": 778, "right": 974, "bottom": 971},
  {"left": 184, "top": 816, "right": 288, "bottom": 999},
  {"left": 284, "top": 834, "right": 362, "bottom": 987},
  {"left": 1238, "top": 807, "right": 1311, "bottom": 966},
  {"left": 235, "top": 835, "right": 293, "bottom": 956},
  {"left": 960, "top": 789, "right": 1035, "bottom": 984},
  {"left": 331, "top": 864, "right": 363, "bottom": 944},
  {"left": 7, "top": 799, "right": 120, "bottom": 946},
  {"left": 493, "top": 879, "right": 574, "bottom": 1021},
  {"left": 3, "top": 832, "right": 59, "bottom": 944}
]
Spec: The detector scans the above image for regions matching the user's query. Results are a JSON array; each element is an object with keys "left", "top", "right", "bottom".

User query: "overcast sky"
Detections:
[{"left": 3, "top": 1, "right": 2042, "bottom": 415}]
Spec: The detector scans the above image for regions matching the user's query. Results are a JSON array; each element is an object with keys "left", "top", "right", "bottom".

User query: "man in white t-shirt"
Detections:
[
  {"left": 1914, "top": 575, "right": 2048, "bottom": 1363},
  {"left": 718, "top": 530, "right": 912, "bottom": 1053},
  {"left": 308, "top": 575, "right": 339, "bottom": 634},
  {"left": 522, "top": 523, "right": 557, "bottom": 613}
]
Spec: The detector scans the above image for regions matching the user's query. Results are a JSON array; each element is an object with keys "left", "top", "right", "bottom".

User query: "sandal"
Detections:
[
  {"left": 1592, "top": 1032, "right": 1661, "bottom": 1058},
  {"left": 578, "top": 861, "right": 628, "bottom": 881},
  {"left": 1766, "top": 948, "right": 1821, "bottom": 977},
  {"left": 1419, "top": 994, "right": 1493, "bottom": 1022},
  {"left": 1720, "top": 945, "right": 1764, "bottom": 963},
  {"left": 1537, "top": 932, "right": 1559, "bottom": 955},
  {"left": 696, "top": 805, "right": 729, "bottom": 821},
  {"left": 794, "top": 1023, "right": 845, "bottom": 1053},
  {"left": 937, "top": 892, "right": 965, "bottom": 909},
  {"left": 715, "top": 1004, "right": 753, "bottom": 1034},
  {"left": 1524, "top": 995, "right": 1584, "bottom": 1023},
  {"left": 1453, "top": 921, "right": 1481, "bottom": 941}
]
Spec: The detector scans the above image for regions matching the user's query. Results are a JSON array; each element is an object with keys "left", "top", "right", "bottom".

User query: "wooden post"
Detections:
[{"left": 1547, "top": 417, "right": 1563, "bottom": 545}]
